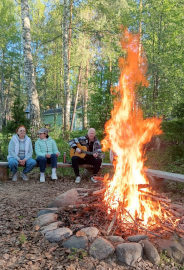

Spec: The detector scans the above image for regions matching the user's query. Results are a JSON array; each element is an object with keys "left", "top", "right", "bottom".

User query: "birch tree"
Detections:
[
  {"left": 21, "top": 0, "right": 41, "bottom": 135},
  {"left": 62, "top": 0, "right": 71, "bottom": 131}
]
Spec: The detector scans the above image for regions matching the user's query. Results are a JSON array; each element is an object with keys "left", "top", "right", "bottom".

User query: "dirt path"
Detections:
[{"left": 0, "top": 173, "right": 182, "bottom": 270}]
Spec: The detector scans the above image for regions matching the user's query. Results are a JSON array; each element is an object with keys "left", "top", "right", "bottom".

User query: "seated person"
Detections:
[
  {"left": 35, "top": 128, "right": 60, "bottom": 183},
  {"left": 69, "top": 128, "right": 102, "bottom": 183},
  {"left": 7, "top": 125, "right": 36, "bottom": 181}
]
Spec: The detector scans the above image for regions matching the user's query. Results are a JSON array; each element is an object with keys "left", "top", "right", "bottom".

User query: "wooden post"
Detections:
[{"left": 0, "top": 166, "right": 8, "bottom": 181}]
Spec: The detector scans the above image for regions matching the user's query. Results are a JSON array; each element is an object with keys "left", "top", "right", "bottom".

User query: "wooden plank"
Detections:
[
  {"left": 145, "top": 168, "right": 184, "bottom": 183},
  {"left": 1, "top": 160, "right": 184, "bottom": 183},
  {"left": 0, "top": 162, "right": 113, "bottom": 168},
  {"left": 57, "top": 162, "right": 113, "bottom": 168},
  {"left": 0, "top": 162, "right": 8, "bottom": 166}
]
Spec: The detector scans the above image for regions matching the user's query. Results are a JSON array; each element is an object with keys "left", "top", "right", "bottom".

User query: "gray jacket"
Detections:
[{"left": 7, "top": 134, "right": 33, "bottom": 161}]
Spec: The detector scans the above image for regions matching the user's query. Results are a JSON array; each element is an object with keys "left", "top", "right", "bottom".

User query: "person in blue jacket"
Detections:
[
  {"left": 7, "top": 125, "right": 36, "bottom": 181},
  {"left": 35, "top": 128, "right": 60, "bottom": 182}
]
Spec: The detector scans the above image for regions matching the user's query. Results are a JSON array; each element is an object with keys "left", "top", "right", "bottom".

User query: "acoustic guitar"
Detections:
[{"left": 70, "top": 143, "right": 97, "bottom": 159}]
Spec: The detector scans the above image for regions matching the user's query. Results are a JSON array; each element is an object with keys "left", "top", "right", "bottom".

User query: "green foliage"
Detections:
[
  {"left": 67, "top": 248, "right": 87, "bottom": 261},
  {"left": 4, "top": 95, "right": 30, "bottom": 134},
  {"left": 145, "top": 119, "right": 184, "bottom": 174},
  {"left": 172, "top": 103, "right": 184, "bottom": 119},
  {"left": 0, "top": 133, "right": 9, "bottom": 160},
  {"left": 160, "top": 250, "right": 184, "bottom": 270},
  {"left": 19, "top": 233, "right": 27, "bottom": 244},
  {"left": 161, "top": 119, "right": 184, "bottom": 142},
  {"left": 88, "top": 61, "right": 118, "bottom": 130}
]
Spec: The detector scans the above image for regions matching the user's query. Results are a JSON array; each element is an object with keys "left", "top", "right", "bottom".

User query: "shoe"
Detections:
[
  {"left": 75, "top": 176, "right": 81, "bottom": 183},
  {"left": 90, "top": 176, "right": 98, "bottom": 183},
  {"left": 51, "top": 173, "right": 58, "bottom": 180},
  {"left": 12, "top": 172, "right": 17, "bottom": 182},
  {"left": 21, "top": 172, "right": 28, "bottom": 181},
  {"left": 40, "top": 173, "right": 45, "bottom": 183}
]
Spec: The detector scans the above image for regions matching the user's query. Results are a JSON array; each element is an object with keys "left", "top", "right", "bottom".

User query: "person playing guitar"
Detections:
[{"left": 68, "top": 128, "right": 103, "bottom": 183}]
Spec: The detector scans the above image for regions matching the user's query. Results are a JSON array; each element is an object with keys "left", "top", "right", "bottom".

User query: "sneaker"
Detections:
[
  {"left": 12, "top": 172, "right": 17, "bottom": 182},
  {"left": 51, "top": 173, "right": 58, "bottom": 180},
  {"left": 21, "top": 172, "right": 28, "bottom": 181},
  {"left": 90, "top": 176, "right": 98, "bottom": 183},
  {"left": 75, "top": 176, "right": 81, "bottom": 183},
  {"left": 40, "top": 174, "right": 45, "bottom": 183}
]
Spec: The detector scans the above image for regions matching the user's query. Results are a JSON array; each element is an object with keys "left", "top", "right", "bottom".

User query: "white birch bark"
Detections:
[
  {"left": 83, "top": 63, "right": 89, "bottom": 129},
  {"left": 21, "top": 0, "right": 41, "bottom": 135},
  {"left": 0, "top": 50, "right": 5, "bottom": 130},
  {"left": 70, "top": 65, "right": 82, "bottom": 131},
  {"left": 62, "top": 0, "right": 71, "bottom": 131}
]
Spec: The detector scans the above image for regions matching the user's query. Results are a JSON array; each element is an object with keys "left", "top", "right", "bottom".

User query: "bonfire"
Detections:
[{"left": 100, "top": 29, "right": 180, "bottom": 235}]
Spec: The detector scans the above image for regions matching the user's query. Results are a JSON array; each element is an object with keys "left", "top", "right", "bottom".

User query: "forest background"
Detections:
[{"left": 0, "top": 0, "right": 184, "bottom": 175}]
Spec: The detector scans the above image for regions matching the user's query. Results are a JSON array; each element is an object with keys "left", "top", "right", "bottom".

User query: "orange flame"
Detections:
[{"left": 102, "top": 29, "right": 165, "bottom": 226}]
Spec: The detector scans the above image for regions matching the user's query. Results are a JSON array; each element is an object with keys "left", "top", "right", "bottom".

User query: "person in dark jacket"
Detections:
[{"left": 69, "top": 128, "right": 103, "bottom": 183}]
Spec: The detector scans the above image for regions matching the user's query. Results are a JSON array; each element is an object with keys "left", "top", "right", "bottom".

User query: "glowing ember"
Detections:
[{"left": 102, "top": 29, "right": 167, "bottom": 226}]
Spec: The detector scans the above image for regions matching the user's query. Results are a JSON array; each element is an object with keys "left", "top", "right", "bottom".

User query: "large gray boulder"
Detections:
[
  {"left": 157, "top": 238, "right": 184, "bottom": 264},
  {"left": 116, "top": 242, "right": 142, "bottom": 266},
  {"left": 45, "top": 227, "right": 72, "bottom": 243},
  {"left": 63, "top": 235, "right": 88, "bottom": 250},
  {"left": 80, "top": 227, "right": 99, "bottom": 241},
  {"left": 89, "top": 237, "right": 115, "bottom": 260},
  {"left": 34, "top": 213, "right": 58, "bottom": 227},
  {"left": 41, "top": 221, "right": 62, "bottom": 235},
  {"left": 142, "top": 239, "right": 160, "bottom": 265},
  {"left": 48, "top": 188, "right": 83, "bottom": 208}
]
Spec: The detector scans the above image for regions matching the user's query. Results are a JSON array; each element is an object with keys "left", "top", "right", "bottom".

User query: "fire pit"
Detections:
[
  {"left": 34, "top": 186, "right": 184, "bottom": 266},
  {"left": 34, "top": 29, "right": 184, "bottom": 266}
]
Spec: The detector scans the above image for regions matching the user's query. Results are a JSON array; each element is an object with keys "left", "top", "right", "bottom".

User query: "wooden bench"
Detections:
[
  {"left": 0, "top": 162, "right": 114, "bottom": 181},
  {"left": 1, "top": 161, "right": 184, "bottom": 184}
]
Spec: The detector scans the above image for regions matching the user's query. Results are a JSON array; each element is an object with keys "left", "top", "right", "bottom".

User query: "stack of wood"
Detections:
[{"left": 57, "top": 178, "right": 184, "bottom": 239}]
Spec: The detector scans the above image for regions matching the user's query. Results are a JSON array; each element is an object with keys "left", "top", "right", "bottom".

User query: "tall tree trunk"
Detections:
[
  {"left": 70, "top": 65, "right": 82, "bottom": 131},
  {"left": 62, "top": 0, "right": 71, "bottom": 131},
  {"left": 68, "top": 0, "right": 73, "bottom": 74},
  {"left": 135, "top": 0, "right": 143, "bottom": 113},
  {"left": 5, "top": 65, "right": 13, "bottom": 126},
  {"left": 138, "top": 0, "right": 142, "bottom": 63},
  {"left": 152, "top": 13, "right": 162, "bottom": 113},
  {"left": 83, "top": 63, "right": 89, "bottom": 129},
  {"left": 0, "top": 50, "right": 5, "bottom": 130},
  {"left": 21, "top": 0, "right": 41, "bottom": 137}
]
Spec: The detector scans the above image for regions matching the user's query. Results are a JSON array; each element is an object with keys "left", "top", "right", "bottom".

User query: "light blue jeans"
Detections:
[{"left": 8, "top": 157, "right": 37, "bottom": 174}]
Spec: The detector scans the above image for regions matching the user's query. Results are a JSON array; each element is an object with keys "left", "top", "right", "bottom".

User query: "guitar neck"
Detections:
[{"left": 81, "top": 150, "right": 94, "bottom": 155}]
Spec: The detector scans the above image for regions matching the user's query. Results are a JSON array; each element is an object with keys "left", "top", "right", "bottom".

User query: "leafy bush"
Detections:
[
  {"left": 3, "top": 95, "right": 30, "bottom": 134},
  {"left": 161, "top": 119, "right": 184, "bottom": 142}
]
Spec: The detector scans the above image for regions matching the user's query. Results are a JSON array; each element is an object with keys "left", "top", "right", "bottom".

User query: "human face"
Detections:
[
  {"left": 39, "top": 133, "right": 47, "bottom": 139},
  {"left": 88, "top": 128, "right": 96, "bottom": 141},
  {"left": 17, "top": 127, "right": 26, "bottom": 139}
]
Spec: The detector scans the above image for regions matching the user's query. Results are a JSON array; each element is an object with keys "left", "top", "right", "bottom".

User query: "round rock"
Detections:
[
  {"left": 142, "top": 239, "right": 160, "bottom": 265},
  {"left": 127, "top": 234, "right": 148, "bottom": 242},
  {"left": 45, "top": 227, "right": 72, "bottom": 243},
  {"left": 80, "top": 227, "right": 99, "bottom": 241},
  {"left": 116, "top": 242, "right": 142, "bottom": 266},
  {"left": 89, "top": 237, "right": 115, "bottom": 260},
  {"left": 63, "top": 235, "right": 88, "bottom": 250},
  {"left": 34, "top": 213, "right": 58, "bottom": 227}
]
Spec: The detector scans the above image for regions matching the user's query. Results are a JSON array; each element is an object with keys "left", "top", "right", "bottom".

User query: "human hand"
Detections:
[
  {"left": 46, "top": 154, "right": 51, "bottom": 158},
  {"left": 56, "top": 152, "right": 60, "bottom": 157},
  {"left": 19, "top": 159, "right": 26, "bottom": 166},
  {"left": 76, "top": 148, "right": 81, "bottom": 153}
]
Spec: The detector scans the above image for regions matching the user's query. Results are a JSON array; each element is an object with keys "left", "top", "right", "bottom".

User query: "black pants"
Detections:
[{"left": 72, "top": 155, "right": 102, "bottom": 177}]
